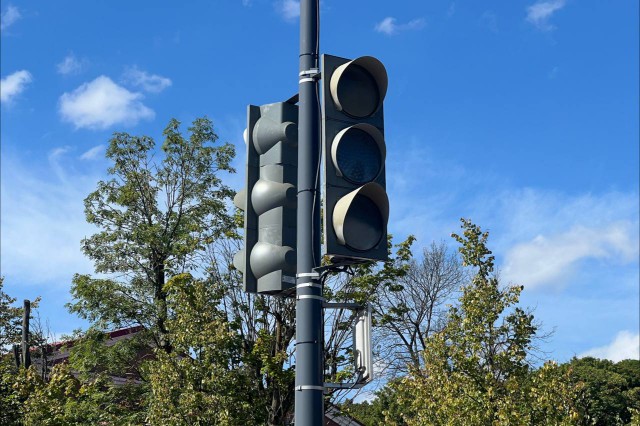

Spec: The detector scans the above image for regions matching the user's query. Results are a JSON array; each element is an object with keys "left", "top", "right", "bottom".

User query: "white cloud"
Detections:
[
  {"left": 122, "top": 66, "right": 172, "bottom": 93},
  {"left": 1, "top": 70, "right": 32, "bottom": 104},
  {"left": 375, "top": 17, "right": 426, "bottom": 36},
  {"left": 59, "top": 76, "right": 155, "bottom": 129},
  {"left": 468, "top": 189, "right": 639, "bottom": 289},
  {"left": 503, "top": 222, "right": 638, "bottom": 288},
  {"left": 1, "top": 5, "right": 21, "bottom": 32},
  {"left": 0, "top": 151, "right": 98, "bottom": 286},
  {"left": 80, "top": 145, "right": 105, "bottom": 160},
  {"left": 375, "top": 17, "right": 396, "bottom": 35},
  {"left": 387, "top": 147, "right": 639, "bottom": 290},
  {"left": 57, "top": 53, "right": 85, "bottom": 75},
  {"left": 526, "top": 0, "right": 565, "bottom": 31},
  {"left": 49, "top": 146, "right": 74, "bottom": 182},
  {"left": 580, "top": 331, "right": 640, "bottom": 362},
  {"left": 277, "top": 0, "right": 299, "bottom": 22}
]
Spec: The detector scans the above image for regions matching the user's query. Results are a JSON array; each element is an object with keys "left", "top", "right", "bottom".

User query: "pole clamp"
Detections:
[
  {"left": 297, "top": 282, "right": 322, "bottom": 289},
  {"left": 297, "top": 272, "right": 320, "bottom": 279},
  {"left": 295, "top": 385, "right": 325, "bottom": 391},
  {"left": 299, "top": 68, "right": 321, "bottom": 83},
  {"left": 297, "top": 294, "right": 325, "bottom": 302}
]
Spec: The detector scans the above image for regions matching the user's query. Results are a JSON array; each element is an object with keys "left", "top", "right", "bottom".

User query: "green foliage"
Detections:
[
  {"left": 16, "top": 363, "right": 146, "bottom": 426},
  {"left": 145, "top": 273, "right": 263, "bottom": 425},
  {"left": 0, "top": 358, "right": 22, "bottom": 425},
  {"left": 2, "top": 360, "right": 144, "bottom": 426},
  {"left": 387, "top": 219, "right": 581, "bottom": 425},
  {"left": 0, "top": 277, "right": 22, "bottom": 349},
  {"left": 66, "top": 327, "right": 151, "bottom": 381},
  {"left": 341, "top": 380, "right": 408, "bottom": 426},
  {"left": 67, "top": 117, "right": 235, "bottom": 353},
  {"left": 328, "top": 235, "right": 415, "bottom": 308},
  {"left": 566, "top": 357, "right": 640, "bottom": 425}
]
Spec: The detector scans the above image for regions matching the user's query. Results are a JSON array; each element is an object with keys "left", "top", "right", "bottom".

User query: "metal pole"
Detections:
[
  {"left": 22, "top": 299, "right": 31, "bottom": 368},
  {"left": 296, "top": 0, "right": 323, "bottom": 424},
  {"left": 13, "top": 344, "right": 20, "bottom": 368}
]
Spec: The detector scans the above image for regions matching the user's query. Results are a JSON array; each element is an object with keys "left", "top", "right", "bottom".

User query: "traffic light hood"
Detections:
[
  {"left": 332, "top": 182, "right": 389, "bottom": 252},
  {"left": 329, "top": 56, "right": 388, "bottom": 118}
]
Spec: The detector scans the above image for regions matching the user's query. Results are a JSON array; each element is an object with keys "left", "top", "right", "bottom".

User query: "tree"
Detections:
[
  {"left": 0, "top": 357, "right": 22, "bottom": 426},
  {"left": 0, "top": 277, "right": 22, "bottom": 424},
  {"left": 0, "top": 279, "right": 49, "bottom": 424},
  {"left": 322, "top": 236, "right": 466, "bottom": 386},
  {"left": 145, "top": 273, "right": 262, "bottom": 425},
  {"left": 319, "top": 236, "right": 416, "bottom": 399},
  {"left": 8, "top": 362, "right": 145, "bottom": 426},
  {"left": 340, "top": 379, "right": 407, "bottom": 426},
  {"left": 565, "top": 357, "right": 640, "bottom": 425},
  {"left": 375, "top": 240, "right": 465, "bottom": 375},
  {"left": 210, "top": 235, "right": 297, "bottom": 425},
  {"left": 68, "top": 117, "right": 235, "bottom": 354},
  {"left": 0, "top": 277, "right": 22, "bottom": 350},
  {"left": 389, "top": 219, "right": 581, "bottom": 425}
]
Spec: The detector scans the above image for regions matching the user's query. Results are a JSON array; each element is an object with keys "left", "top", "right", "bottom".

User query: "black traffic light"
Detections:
[
  {"left": 234, "top": 101, "right": 298, "bottom": 294},
  {"left": 321, "top": 54, "right": 389, "bottom": 263}
]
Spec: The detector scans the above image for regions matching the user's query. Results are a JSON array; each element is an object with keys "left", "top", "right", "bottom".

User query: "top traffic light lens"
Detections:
[{"left": 335, "top": 64, "right": 380, "bottom": 118}]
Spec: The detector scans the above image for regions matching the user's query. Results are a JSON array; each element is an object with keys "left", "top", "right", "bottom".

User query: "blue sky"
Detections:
[{"left": 1, "top": 0, "right": 638, "bottom": 365}]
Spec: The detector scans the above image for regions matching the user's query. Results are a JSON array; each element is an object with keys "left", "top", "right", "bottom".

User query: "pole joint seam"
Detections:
[{"left": 297, "top": 188, "right": 319, "bottom": 194}]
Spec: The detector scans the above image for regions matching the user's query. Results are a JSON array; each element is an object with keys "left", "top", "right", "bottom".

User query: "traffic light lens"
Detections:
[
  {"left": 336, "top": 64, "right": 380, "bottom": 118},
  {"left": 335, "top": 128, "right": 382, "bottom": 184},
  {"left": 343, "top": 194, "right": 384, "bottom": 251}
]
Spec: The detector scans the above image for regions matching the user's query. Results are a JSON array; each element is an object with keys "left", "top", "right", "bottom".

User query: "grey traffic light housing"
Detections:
[
  {"left": 234, "top": 102, "right": 298, "bottom": 294},
  {"left": 322, "top": 54, "right": 389, "bottom": 263}
]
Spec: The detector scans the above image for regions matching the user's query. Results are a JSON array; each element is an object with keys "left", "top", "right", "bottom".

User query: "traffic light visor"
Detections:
[
  {"left": 331, "top": 123, "right": 385, "bottom": 184},
  {"left": 329, "top": 56, "right": 388, "bottom": 118},
  {"left": 332, "top": 182, "right": 389, "bottom": 252}
]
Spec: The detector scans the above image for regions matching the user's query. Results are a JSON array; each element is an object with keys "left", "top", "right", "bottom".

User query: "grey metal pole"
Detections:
[
  {"left": 296, "top": 0, "right": 323, "bottom": 424},
  {"left": 22, "top": 299, "right": 31, "bottom": 368}
]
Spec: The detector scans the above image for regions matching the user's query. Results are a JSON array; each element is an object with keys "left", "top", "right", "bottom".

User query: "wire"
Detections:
[
  {"left": 311, "top": 82, "right": 322, "bottom": 265},
  {"left": 310, "top": 0, "right": 322, "bottom": 266}
]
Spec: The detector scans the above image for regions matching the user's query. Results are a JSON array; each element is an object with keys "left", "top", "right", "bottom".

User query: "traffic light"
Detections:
[
  {"left": 234, "top": 101, "right": 298, "bottom": 294},
  {"left": 321, "top": 54, "right": 389, "bottom": 263}
]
